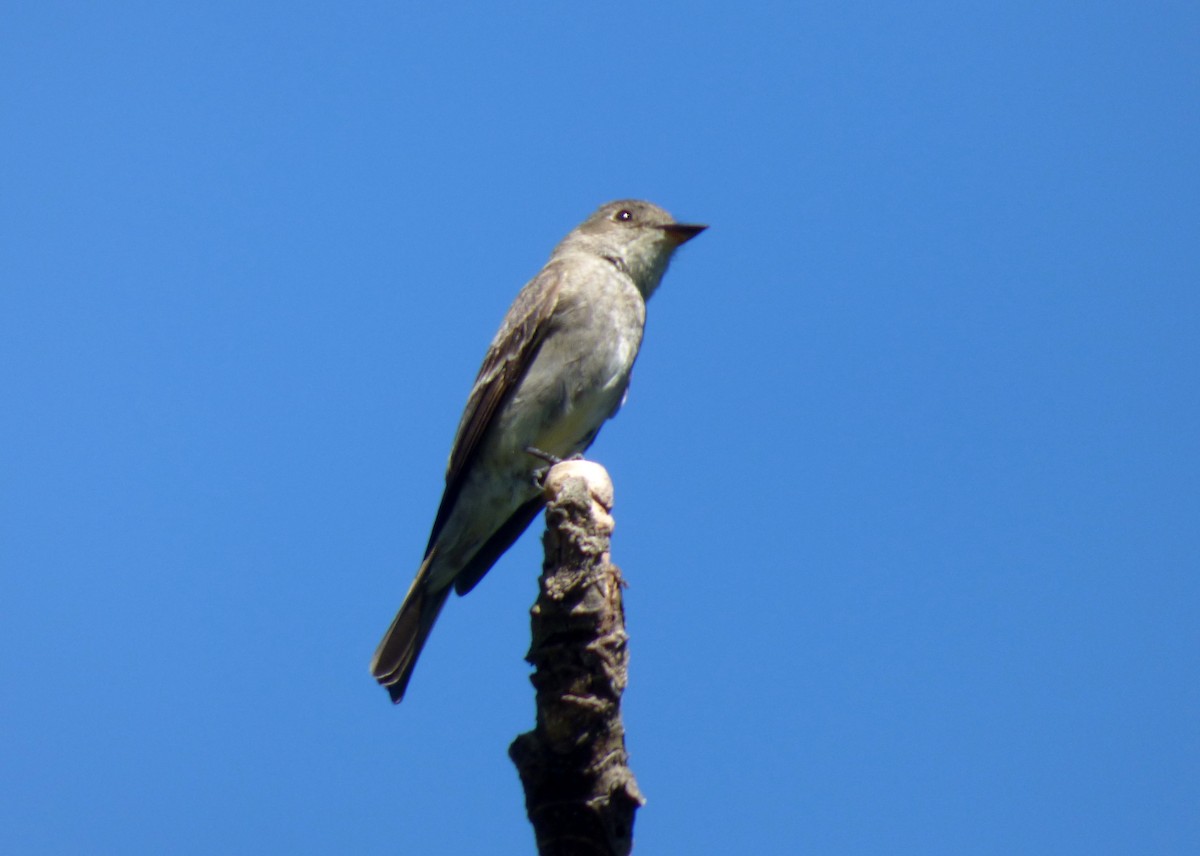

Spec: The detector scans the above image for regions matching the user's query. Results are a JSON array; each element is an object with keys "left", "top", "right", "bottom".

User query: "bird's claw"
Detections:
[{"left": 525, "top": 447, "right": 584, "bottom": 487}]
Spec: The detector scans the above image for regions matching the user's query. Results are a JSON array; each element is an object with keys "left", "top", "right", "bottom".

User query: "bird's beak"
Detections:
[{"left": 661, "top": 223, "right": 707, "bottom": 245}]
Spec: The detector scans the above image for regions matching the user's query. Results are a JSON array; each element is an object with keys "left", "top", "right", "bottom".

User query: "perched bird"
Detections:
[{"left": 370, "top": 200, "right": 705, "bottom": 703}]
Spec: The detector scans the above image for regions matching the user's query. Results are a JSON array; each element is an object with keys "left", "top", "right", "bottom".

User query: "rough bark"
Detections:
[{"left": 509, "top": 461, "right": 644, "bottom": 856}]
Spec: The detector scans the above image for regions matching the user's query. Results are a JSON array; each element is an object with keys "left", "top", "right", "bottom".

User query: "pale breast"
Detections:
[{"left": 502, "top": 260, "right": 646, "bottom": 458}]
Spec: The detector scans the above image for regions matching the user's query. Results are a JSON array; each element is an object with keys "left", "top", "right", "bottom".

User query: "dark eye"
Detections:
[{"left": 614, "top": 209, "right": 633, "bottom": 222}]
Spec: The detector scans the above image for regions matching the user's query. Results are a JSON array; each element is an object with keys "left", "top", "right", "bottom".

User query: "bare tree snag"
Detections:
[{"left": 509, "top": 460, "right": 644, "bottom": 856}]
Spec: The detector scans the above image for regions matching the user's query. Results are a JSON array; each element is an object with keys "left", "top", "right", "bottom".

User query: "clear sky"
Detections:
[{"left": 3, "top": 3, "right": 1197, "bottom": 854}]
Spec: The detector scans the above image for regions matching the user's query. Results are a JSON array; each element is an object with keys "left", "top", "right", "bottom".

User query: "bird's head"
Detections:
[{"left": 556, "top": 200, "right": 706, "bottom": 299}]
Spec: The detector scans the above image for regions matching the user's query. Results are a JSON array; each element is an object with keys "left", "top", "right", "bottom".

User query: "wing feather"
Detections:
[{"left": 423, "top": 265, "right": 565, "bottom": 555}]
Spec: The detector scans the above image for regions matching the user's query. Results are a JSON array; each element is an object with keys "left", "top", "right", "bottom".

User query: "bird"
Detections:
[{"left": 370, "top": 199, "right": 705, "bottom": 703}]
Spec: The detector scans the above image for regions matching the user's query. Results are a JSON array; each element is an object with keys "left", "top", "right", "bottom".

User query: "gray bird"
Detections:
[{"left": 371, "top": 200, "right": 705, "bottom": 703}]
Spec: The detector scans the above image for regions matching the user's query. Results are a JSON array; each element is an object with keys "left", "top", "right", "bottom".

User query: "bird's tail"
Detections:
[{"left": 370, "top": 554, "right": 450, "bottom": 704}]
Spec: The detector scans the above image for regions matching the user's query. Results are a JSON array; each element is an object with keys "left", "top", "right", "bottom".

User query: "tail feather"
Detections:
[{"left": 370, "top": 556, "right": 450, "bottom": 704}]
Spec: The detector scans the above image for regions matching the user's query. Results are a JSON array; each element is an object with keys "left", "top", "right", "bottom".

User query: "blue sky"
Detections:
[{"left": 3, "top": 3, "right": 1197, "bottom": 854}]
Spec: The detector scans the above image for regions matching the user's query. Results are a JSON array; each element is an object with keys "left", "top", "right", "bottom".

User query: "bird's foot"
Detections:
[
  {"left": 524, "top": 446, "right": 562, "bottom": 467},
  {"left": 524, "top": 447, "right": 584, "bottom": 487}
]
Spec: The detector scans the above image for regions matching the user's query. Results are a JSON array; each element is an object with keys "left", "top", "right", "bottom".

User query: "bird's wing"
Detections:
[{"left": 423, "top": 264, "right": 565, "bottom": 555}]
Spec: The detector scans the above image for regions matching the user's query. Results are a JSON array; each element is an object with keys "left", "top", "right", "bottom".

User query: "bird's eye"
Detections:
[{"left": 615, "top": 209, "right": 633, "bottom": 222}]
